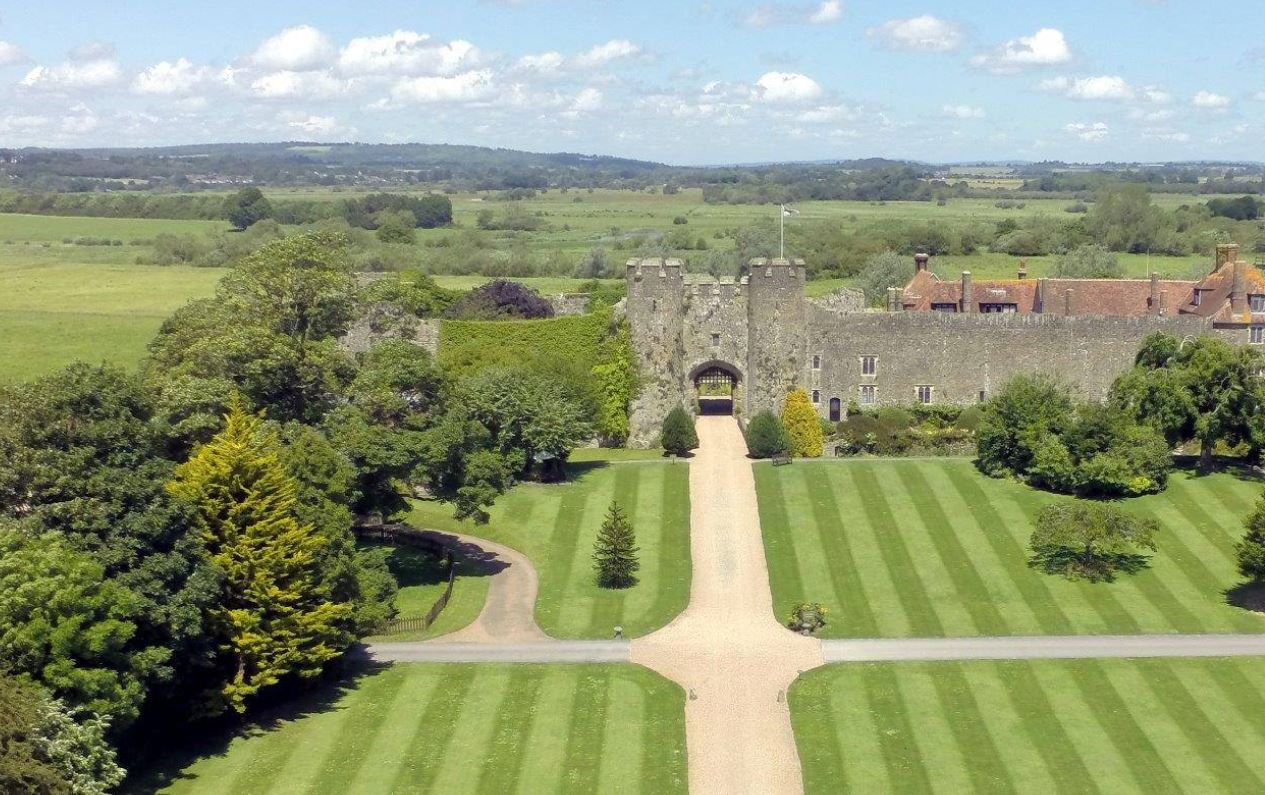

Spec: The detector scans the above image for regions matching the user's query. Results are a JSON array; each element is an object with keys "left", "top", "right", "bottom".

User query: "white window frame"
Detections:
[
  {"left": 1252, "top": 326, "right": 1265, "bottom": 345},
  {"left": 859, "top": 385, "right": 876, "bottom": 405},
  {"left": 916, "top": 385, "right": 933, "bottom": 405},
  {"left": 1252, "top": 295, "right": 1265, "bottom": 312}
]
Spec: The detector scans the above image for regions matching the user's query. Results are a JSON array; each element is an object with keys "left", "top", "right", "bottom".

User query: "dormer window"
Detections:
[
  {"left": 1193, "top": 290, "right": 1201, "bottom": 307},
  {"left": 1251, "top": 295, "right": 1265, "bottom": 312}
]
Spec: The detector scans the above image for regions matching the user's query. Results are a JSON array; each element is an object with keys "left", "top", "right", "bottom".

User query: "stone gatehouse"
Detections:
[{"left": 625, "top": 255, "right": 1237, "bottom": 447}]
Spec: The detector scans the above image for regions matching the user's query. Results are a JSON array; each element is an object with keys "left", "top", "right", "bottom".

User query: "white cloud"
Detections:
[
  {"left": 744, "top": 1, "right": 841, "bottom": 28},
  {"left": 970, "top": 28, "right": 1071, "bottom": 74},
  {"left": 571, "top": 86, "right": 603, "bottom": 112},
  {"left": 388, "top": 69, "right": 496, "bottom": 104},
  {"left": 1254, "top": 91, "right": 1265, "bottom": 102},
  {"left": 943, "top": 104, "right": 985, "bottom": 119},
  {"left": 797, "top": 104, "right": 859, "bottom": 123},
  {"left": 1065, "top": 121, "right": 1109, "bottom": 141},
  {"left": 338, "top": 31, "right": 481, "bottom": 76},
  {"left": 1140, "top": 86, "right": 1171, "bottom": 104},
  {"left": 0, "top": 41, "right": 26, "bottom": 66},
  {"left": 287, "top": 115, "right": 337, "bottom": 133},
  {"left": 1192, "top": 90, "right": 1230, "bottom": 109},
  {"left": 515, "top": 51, "right": 566, "bottom": 74},
  {"left": 249, "top": 25, "right": 335, "bottom": 71},
  {"left": 754, "top": 71, "right": 822, "bottom": 103},
  {"left": 809, "top": 1, "right": 843, "bottom": 25},
  {"left": 250, "top": 70, "right": 349, "bottom": 99},
  {"left": 20, "top": 55, "right": 124, "bottom": 90},
  {"left": 132, "top": 58, "right": 211, "bottom": 95},
  {"left": 60, "top": 103, "right": 99, "bottom": 135},
  {"left": 869, "top": 16, "right": 965, "bottom": 53},
  {"left": 1039, "top": 75, "right": 1134, "bottom": 101},
  {"left": 571, "top": 39, "right": 641, "bottom": 69}
]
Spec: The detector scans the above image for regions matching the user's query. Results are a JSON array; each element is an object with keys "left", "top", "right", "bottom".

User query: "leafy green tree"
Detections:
[
  {"left": 782, "top": 389, "right": 824, "bottom": 458},
  {"left": 1236, "top": 494, "right": 1265, "bottom": 583},
  {"left": 593, "top": 501, "right": 640, "bottom": 589},
  {"left": 1110, "top": 334, "right": 1265, "bottom": 470},
  {"left": 416, "top": 407, "right": 514, "bottom": 523},
  {"left": 0, "top": 529, "right": 147, "bottom": 724},
  {"left": 30, "top": 693, "right": 125, "bottom": 795},
  {"left": 0, "top": 365, "right": 217, "bottom": 700},
  {"left": 375, "top": 210, "right": 417, "bottom": 244},
  {"left": 223, "top": 187, "right": 274, "bottom": 230},
  {"left": 1086, "top": 184, "right": 1165, "bottom": 253},
  {"left": 976, "top": 374, "right": 1074, "bottom": 477},
  {"left": 147, "top": 232, "right": 359, "bottom": 427},
  {"left": 746, "top": 411, "right": 791, "bottom": 458},
  {"left": 660, "top": 406, "right": 699, "bottom": 456},
  {"left": 856, "top": 251, "right": 912, "bottom": 305},
  {"left": 1029, "top": 501, "right": 1158, "bottom": 582},
  {"left": 0, "top": 675, "right": 68, "bottom": 795},
  {"left": 1054, "top": 244, "right": 1122, "bottom": 278},
  {"left": 167, "top": 402, "right": 353, "bottom": 715},
  {"left": 574, "top": 247, "right": 610, "bottom": 279}
]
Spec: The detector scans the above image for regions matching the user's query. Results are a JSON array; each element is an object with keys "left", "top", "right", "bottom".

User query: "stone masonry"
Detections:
[{"left": 625, "top": 256, "right": 1235, "bottom": 447}]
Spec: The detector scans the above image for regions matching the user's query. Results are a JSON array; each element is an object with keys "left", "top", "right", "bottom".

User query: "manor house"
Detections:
[{"left": 624, "top": 243, "right": 1261, "bottom": 446}]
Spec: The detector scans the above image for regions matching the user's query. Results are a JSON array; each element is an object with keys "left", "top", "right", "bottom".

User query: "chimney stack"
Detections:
[
  {"left": 1064, "top": 288, "right": 1074, "bottom": 316},
  {"left": 914, "top": 252, "right": 930, "bottom": 273},
  {"left": 1149, "top": 272, "right": 1162, "bottom": 316},
  {"left": 1038, "top": 277, "right": 1051, "bottom": 313},
  {"left": 1232, "top": 258, "right": 1248, "bottom": 315},
  {"left": 1216, "top": 242, "right": 1240, "bottom": 271},
  {"left": 886, "top": 286, "right": 900, "bottom": 312},
  {"left": 960, "top": 271, "right": 973, "bottom": 313},
  {"left": 1017, "top": 261, "right": 1028, "bottom": 280}
]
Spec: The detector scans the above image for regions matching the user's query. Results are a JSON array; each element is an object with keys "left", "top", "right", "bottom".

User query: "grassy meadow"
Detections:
[
  {"left": 791, "top": 657, "right": 1265, "bottom": 795},
  {"left": 408, "top": 459, "right": 692, "bottom": 639},
  {"left": 757, "top": 458, "right": 1265, "bottom": 638},
  {"left": 358, "top": 543, "right": 491, "bottom": 642},
  {"left": 131, "top": 663, "right": 687, "bottom": 795}
]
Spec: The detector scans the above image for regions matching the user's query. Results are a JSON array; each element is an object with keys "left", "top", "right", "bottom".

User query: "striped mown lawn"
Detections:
[
  {"left": 409, "top": 460, "right": 691, "bottom": 638},
  {"left": 137, "top": 663, "right": 687, "bottom": 795},
  {"left": 791, "top": 658, "right": 1265, "bottom": 794},
  {"left": 757, "top": 459, "right": 1265, "bottom": 637}
]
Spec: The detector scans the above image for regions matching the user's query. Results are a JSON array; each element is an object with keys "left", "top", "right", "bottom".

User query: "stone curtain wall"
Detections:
[
  {"left": 626, "top": 259, "right": 691, "bottom": 446},
  {"left": 805, "top": 309, "right": 1222, "bottom": 408}
]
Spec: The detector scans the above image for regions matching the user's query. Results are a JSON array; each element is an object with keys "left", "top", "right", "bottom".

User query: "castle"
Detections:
[{"left": 624, "top": 244, "right": 1261, "bottom": 447}]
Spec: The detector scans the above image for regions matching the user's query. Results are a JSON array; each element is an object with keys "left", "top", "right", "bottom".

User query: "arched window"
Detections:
[{"left": 812, "top": 390, "right": 821, "bottom": 404}]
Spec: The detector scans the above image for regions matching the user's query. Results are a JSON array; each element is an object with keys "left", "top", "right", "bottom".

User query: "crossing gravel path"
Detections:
[
  {"left": 822, "top": 633, "right": 1265, "bottom": 662},
  {"left": 632, "top": 417, "right": 824, "bottom": 795}
]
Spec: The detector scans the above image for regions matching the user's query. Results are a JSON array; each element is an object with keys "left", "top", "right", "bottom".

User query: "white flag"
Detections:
[{"left": 781, "top": 204, "right": 799, "bottom": 217}]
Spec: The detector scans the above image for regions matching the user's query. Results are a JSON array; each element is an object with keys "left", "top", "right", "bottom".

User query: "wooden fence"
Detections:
[{"left": 355, "top": 521, "right": 458, "bottom": 636}]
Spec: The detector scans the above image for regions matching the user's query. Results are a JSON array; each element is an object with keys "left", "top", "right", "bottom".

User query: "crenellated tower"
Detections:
[{"left": 745, "top": 257, "right": 807, "bottom": 417}]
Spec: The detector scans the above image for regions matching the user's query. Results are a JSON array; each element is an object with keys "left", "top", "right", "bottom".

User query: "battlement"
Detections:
[
  {"left": 748, "top": 257, "right": 806, "bottom": 284},
  {"left": 625, "top": 257, "right": 685, "bottom": 282}
]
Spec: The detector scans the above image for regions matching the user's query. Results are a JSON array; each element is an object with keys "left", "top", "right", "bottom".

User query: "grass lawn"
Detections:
[
  {"left": 408, "top": 460, "right": 691, "bottom": 639},
  {"left": 358, "top": 543, "right": 491, "bottom": 642},
  {"left": 130, "top": 663, "right": 687, "bottom": 795},
  {"left": 757, "top": 458, "right": 1265, "bottom": 638},
  {"left": 791, "top": 658, "right": 1265, "bottom": 794}
]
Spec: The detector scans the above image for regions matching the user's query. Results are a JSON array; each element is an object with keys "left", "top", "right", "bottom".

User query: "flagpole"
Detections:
[{"left": 780, "top": 204, "right": 785, "bottom": 259}]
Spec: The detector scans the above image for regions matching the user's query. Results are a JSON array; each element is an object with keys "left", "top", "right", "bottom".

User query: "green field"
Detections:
[
  {"left": 791, "top": 658, "right": 1265, "bottom": 794},
  {"left": 409, "top": 460, "right": 691, "bottom": 639},
  {"left": 757, "top": 459, "right": 1265, "bottom": 638},
  {"left": 133, "top": 663, "right": 687, "bottom": 795}
]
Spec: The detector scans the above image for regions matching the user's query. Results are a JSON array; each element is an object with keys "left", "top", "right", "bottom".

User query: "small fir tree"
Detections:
[
  {"left": 782, "top": 390, "right": 824, "bottom": 458},
  {"left": 1236, "top": 494, "right": 1265, "bottom": 582},
  {"left": 660, "top": 406, "right": 699, "bottom": 456},
  {"left": 593, "top": 501, "right": 640, "bottom": 589},
  {"left": 168, "top": 399, "right": 353, "bottom": 714},
  {"left": 746, "top": 411, "right": 791, "bottom": 458}
]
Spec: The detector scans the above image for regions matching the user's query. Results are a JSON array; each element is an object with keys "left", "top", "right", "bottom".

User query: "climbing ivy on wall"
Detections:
[{"left": 438, "top": 308, "right": 640, "bottom": 445}]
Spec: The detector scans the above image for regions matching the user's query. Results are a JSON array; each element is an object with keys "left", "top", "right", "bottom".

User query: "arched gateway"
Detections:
[{"left": 691, "top": 361, "right": 742, "bottom": 416}]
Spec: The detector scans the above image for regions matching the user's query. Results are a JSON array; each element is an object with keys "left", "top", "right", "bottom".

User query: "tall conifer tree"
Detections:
[{"left": 168, "top": 400, "right": 352, "bottom": 714}]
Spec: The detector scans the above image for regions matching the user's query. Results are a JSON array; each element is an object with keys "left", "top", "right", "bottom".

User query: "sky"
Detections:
[{"left": 0, "top": 1, "right": 1261, "bottom": 164}]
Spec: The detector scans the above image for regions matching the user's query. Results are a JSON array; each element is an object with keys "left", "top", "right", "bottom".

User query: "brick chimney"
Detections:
[
  {"left": 1017, "top": 261, "right": 1028, "bottom": 280},
  {"left": 1037, "top": 277, "right": 1051, "bottom": 313},
  {"left": 1064, "top": 288, "right": 1074, "bottom": 316},
  {"left": 914, "top": 252, "right": 930, "bottom": 272},
  {"left": 1232, "top": 258, "right": 1248, "bottom": 315},
  {"left": 1216, "top": 242, "right": 1240, "bottom": 271},
  {"left": 960, "top": 271, "right": 973, "bottom": 313},
  {"left": 887, "top": 286, "right": 900, "bottom": 312},
  {"left": 1150, "top": 272, "right": 1162, "bottom": 316}
]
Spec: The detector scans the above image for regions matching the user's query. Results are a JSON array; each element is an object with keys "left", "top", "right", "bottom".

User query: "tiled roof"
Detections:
[
  {"left": 1039, "top": 278, "right": 1193, "bottom": 317},
  {"left": 1182, "top": 260, "right": 1265, "bottom": 324}
]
